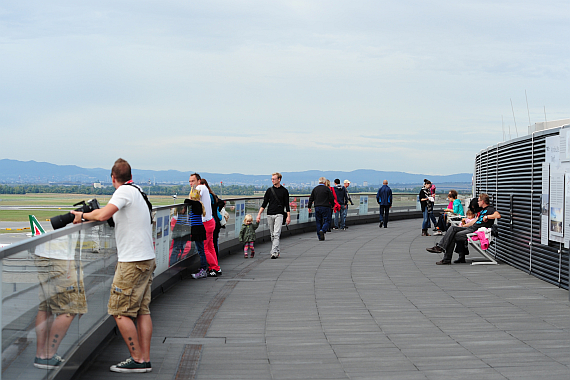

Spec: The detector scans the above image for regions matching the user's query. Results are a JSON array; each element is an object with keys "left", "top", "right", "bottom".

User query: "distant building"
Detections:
[{"left": 363, "top": 181, "right": 368, "bottom": 186}]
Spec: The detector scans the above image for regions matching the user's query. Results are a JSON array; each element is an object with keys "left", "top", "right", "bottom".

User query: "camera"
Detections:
[{"left": 50, "top": 199, "right": 114, "bottom": 230}]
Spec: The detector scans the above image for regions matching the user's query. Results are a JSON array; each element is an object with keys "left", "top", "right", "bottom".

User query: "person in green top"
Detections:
[
  {"left": 434, "top": 190, "right": 465, "bottom": 235},
  {"left": 239, "top": 214, "right": 259, "bottom": 258}
]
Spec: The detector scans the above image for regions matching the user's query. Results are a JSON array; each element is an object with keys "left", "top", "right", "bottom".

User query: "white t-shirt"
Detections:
[
  {"left": 196, "top": 184, "right": 213, "bottom": 222},
  {"left": 109, "top": 184, "right": 155, "bottom": 262}
]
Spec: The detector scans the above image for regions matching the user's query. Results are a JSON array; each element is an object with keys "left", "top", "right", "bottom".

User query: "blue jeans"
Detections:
[
  {"left": 315, "top": 206, "right": 330, "bottom": 236},
  {"left": 334, "top": 210, "right": 340, "bottom": 229},
  {"left": 422, "top": 208, "right": 437, "bottom": 229},
  {"left": 194, "top": 240, "right": 207, "bottom": 270},
  {"left": 340, "top": 206, "right": 348, "bottom": 229}
]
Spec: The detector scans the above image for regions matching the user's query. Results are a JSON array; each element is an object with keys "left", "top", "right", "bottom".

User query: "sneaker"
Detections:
[
  {"left": 426, "top": 246, "right": 443, "bottom": 253},
  {"left": 215, "top": 269, "right": 222, "bottom": 276},
  {"left": 207, "top": 269, "right": 217, "bottom": 277},
  {"left": 250, "top": 252, "right": 255, "bottom": 258},
  {"left": 34, "top": 355, "right": 65, "bottom": 369},
  {"left": 110, "top": 357, "right": 149, "bottom": 373},
  {"left": 433, "top": 231, "right": 443, "bottom": 235},
  {"left": 318, "top": 230, "right": 325, "bottom": 241},
  {"left": 271, "top": 254, "right": 278, "bottom": 259},
  {"left": 191, "top": 268, "right": 207, "bottom": 279}
]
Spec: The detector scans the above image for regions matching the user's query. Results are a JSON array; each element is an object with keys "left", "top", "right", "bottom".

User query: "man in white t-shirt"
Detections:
[
  {"left": 188, "top": 173, "right": 221, "bottom": 277},
  {"left": 72, "top": 158, "right": 155, "bottom": 373}
]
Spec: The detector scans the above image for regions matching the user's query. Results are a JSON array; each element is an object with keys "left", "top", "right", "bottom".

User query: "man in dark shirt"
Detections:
[
  {"left": 333, "top": 179, "right": 348, "bottom": 229},
  {"left": 427, "top": 193, "right": 501, "bottom": 264},
  {"left": 308, "top": 177, "right": 335, "bottom": 241},
  {"left": 376, "top": 180, "right": 392, "bottom": 228},
  {"left": 257, "top": 172, "right": 290, "bottom": 259}
]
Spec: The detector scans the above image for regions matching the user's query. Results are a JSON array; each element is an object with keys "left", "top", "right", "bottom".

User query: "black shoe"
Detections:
[
  {"left": 207, "top": 270, "right": 217, "bottom": 277},
  {"left": 379, "top": 221, "right": 383, "bottom": 228},
  {"left": 318, "top": 230, "right": 325, "bottom": 241},
  {"left": 453, "top": 257, "right": 466, "bottom": 264},
  {"left": 426, "top": 246, "right": 443, "bottom": 253},
  {"left": 436, "top": 260, "right": 451, "bottom": 265}
]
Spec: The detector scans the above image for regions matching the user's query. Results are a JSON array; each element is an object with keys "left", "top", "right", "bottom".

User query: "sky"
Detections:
[{"left": 1, "top": 1, "right": 569, "bottom": 175}]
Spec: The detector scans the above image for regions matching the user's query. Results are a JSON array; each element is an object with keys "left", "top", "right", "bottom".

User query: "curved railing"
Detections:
[{"left": 0, "top": 194, "right": 439, "bottom": 380}]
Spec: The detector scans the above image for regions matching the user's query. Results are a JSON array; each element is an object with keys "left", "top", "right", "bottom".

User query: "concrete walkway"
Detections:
[{"left": 78, "top": 219, "right": 570, "bottom": 380}]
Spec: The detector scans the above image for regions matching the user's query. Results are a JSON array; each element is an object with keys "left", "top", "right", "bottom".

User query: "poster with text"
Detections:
[
  {"left": 560, "top": 127, "right": 570, "bottom": 162},
  {"left": 299, "top": 197, "right": 309, "bottom": 223},
  {"left": 234, "top": 200, "right": 245, "bottom": 238},
  {"left": 154, "top": 208, "right": 171, "bottom": 275},
  {"left": 546, "top": 135, "right": 560, "bottom": 167},
  {"left": 359, "top": 195, "right": 369, "bottom": 215},
  {"left": 549, "top": 170, "right": 564, "bottom": 243},
  {"left": 541, "top": 162, "right": 549, "bottom": 245}
]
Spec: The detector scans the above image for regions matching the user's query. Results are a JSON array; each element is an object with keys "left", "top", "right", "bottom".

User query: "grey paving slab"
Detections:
[{"left": 77, "top": 218, "right": 570, "bottom": 380}]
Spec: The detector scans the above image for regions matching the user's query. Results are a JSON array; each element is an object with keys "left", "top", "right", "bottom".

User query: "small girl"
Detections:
[
  {"left": 239, "top": 214, "right": 259, "bottom": 258},
  {"left": 461, "top": 209, "right": 476, "bottom": 226}
]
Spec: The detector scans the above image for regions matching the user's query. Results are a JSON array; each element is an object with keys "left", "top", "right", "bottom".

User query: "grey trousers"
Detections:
[{"left": 267, "top": 214, "right": 283, "bottom": 255}]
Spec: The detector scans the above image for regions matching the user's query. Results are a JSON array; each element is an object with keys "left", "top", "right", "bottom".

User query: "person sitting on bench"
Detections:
[{"left": 426, "top": 193, "right": 500, "bottom": 264}]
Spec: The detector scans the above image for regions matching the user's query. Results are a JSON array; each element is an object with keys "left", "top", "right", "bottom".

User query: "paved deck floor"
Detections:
[{"left": 78, "top": 219, "right": 570, "bottom": 380}]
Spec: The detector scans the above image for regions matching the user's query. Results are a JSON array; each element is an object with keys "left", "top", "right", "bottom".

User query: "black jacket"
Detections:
[{"left": 308, "top": 184, "right": 334, "bottom": 208}]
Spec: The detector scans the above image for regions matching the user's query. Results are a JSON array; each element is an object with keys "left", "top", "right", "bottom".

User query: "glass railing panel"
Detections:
[{"left": 1, "top": 223, "right": 117, "bottom": 380}]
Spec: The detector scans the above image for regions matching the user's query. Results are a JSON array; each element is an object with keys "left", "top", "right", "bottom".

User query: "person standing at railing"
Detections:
[
  {"left": 342, "top": 180, "right": 354, "bottom": 230},
  {"left": 256, "top": 172, "right": 291, "bottom": 259},
  {"left": 72, "top": 158, "right": 155, "bottom": 373},
  {"left": 376, "top": 180, "right": 392, "bottom": 228},
  {"left": 189, "top": 173, "right": 222, "bottom": 277},
  {"left": 333, "top": 179, "right": 348, "bottom": 230}
]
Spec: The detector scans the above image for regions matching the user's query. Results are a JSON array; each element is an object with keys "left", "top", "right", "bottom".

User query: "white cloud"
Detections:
[{"left": 1, "top": 0, "right": 569, "bottom": 174}]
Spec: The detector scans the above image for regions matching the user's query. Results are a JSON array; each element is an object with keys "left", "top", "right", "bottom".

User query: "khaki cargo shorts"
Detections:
[
  {"left": 108, "top": 259, "right": 156, "bottom": 318},
  {"left": 36, "top": 257, "right": 88, "bottom": 315}
]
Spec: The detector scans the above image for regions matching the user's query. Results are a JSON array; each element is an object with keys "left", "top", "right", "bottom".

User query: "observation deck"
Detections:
[{"left": 1, "top": 196, "right": 569, "bottom": 380}]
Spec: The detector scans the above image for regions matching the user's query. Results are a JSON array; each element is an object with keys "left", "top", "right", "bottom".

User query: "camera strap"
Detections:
[{"left": 124, "top": 183, "right": 153, "bottom": 224}]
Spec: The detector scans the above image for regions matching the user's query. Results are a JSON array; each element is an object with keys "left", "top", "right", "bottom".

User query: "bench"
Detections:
[{"left": 466, "top": 224, "right": 499, "bottom": 265}]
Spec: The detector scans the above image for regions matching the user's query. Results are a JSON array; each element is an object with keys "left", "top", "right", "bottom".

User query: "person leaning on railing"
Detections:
[{"left": 72, "top": 158, "right": 156, "bottom": 373}]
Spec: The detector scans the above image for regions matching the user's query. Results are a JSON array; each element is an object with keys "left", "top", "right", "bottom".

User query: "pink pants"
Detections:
[{"left": 203, "top": 218, "right": 220, "bottom": 271}]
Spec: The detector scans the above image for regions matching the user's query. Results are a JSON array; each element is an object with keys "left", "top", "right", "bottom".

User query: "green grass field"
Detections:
[{"left": 0, "top": 193, "right": 179, "bottom": 222}]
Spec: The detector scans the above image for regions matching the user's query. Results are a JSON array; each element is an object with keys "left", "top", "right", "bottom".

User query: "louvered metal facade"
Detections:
[{"left": 475, "top": 128, "right": 569, "bottom": 290}]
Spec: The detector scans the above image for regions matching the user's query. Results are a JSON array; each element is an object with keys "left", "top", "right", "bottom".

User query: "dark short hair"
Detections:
[
  {"left": 479, "top": 193, "right": 490, "bottom": 205},
  {"left": 334, "top": 179, "right": 340, "bottom": 184},
  {"left": 112, "top": 158, "right": 132, "bottom": 183},
  {"left": 424, "top": 180, "right": 431, "bottom": 185},
  {"left": 190, "top": 173, "right": 201, "bottom": 181},
  {"left": 449, "top": 190, "right": 458, "bottom": 199}
]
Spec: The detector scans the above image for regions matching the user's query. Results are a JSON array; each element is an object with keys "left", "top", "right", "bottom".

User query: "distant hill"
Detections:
[{"left": 0, "top": 159, "right": 472, "bottom": 187}]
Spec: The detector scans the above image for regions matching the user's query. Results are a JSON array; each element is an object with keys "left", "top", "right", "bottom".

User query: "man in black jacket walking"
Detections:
[{"left": 308, "top": 177, "right": 335, "bottom": 241}]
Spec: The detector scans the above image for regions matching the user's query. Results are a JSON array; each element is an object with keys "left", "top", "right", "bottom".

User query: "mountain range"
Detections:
[{"left": 0, "top": 159, "right": 472, "bottom": 187}]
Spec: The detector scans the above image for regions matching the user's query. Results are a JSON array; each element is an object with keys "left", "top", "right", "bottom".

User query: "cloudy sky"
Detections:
[{"left": 1, "top": 1, "right": 569, "bottom": 175}]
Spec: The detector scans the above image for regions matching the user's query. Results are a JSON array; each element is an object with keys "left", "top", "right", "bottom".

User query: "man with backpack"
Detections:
[
  {"left": 72, "top": 158, "right": 155, "bottom": 373},
  {"left": 257, "top": 172, "right": 291, "bottom": 259}
]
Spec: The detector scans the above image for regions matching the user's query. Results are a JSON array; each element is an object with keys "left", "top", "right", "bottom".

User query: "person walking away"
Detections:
[
  {"left": 333, "top": 179, "right": 348, "bottom": 229},
  {"left": 257, "top": 172, "right": 291, "bottom": 259},
  {"left": 72, "top": 158, "right": 155, "bottom": 373},
  {"left": 308, "top": 177, "right": 335, "bottom": 241},
  {"left": 239, "top": 214, "right": 259, "bottom": 258},
  {"left": 326, "top": 179, "right": 339, "bottom": 231},
  {"left": 376, "top": 180, "right": 392, "bottom": 228}
]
